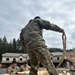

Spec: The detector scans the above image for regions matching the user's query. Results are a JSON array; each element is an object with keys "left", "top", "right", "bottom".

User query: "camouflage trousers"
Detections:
[{"left": 25, "top": 39, "right": 58, "bottom": 75}]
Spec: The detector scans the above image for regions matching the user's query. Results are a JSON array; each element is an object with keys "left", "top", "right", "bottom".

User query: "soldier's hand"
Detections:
[
  {"left": 63, "top": 31, "right": 65, "bottom": 35},
  {"left": 63, "top": 30, "right": 65, "bottom": 35},
  {"left": 61, "top": 29, "right": 65, "bottom": 35}
]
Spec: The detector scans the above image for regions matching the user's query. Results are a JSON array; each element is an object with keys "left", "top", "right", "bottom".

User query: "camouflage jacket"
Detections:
[
  {"left": 7, "top": 65, "right": 19, "bottom": 73},
  {"left": 20, "top": 19, "right": 63, "bottom": 45},
  {"left": 20, "top": 64, "right": 31, "bottom": 71}
]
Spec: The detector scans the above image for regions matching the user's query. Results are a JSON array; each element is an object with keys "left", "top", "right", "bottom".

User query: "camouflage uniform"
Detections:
[
  {"left": 20, "top": 64, "right": 31, "bottom": 71},
  {"left": 7, "top": 65, "right": 19, "bottom": 74},
  {"left": 20, "top": 17, "right": 64, "bottom": 75}
]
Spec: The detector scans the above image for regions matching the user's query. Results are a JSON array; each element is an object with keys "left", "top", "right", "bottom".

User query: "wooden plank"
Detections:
[{"left": 1, "top": 70, "right": 49, "bottom": 75}]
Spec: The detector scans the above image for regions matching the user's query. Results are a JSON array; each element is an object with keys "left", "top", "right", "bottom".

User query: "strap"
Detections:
[{"left": 56, "top": 34, "right": 66, "bottom": 68}]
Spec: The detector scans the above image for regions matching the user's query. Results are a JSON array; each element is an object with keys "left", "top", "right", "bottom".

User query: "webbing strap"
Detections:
[{"left": 56, "top": 34, "right": 66, "bottom": 68}]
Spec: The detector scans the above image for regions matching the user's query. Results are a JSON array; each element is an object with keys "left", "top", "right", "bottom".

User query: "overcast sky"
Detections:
[{"left": 0, "top": 0, "right": 75, "bottom": 49}]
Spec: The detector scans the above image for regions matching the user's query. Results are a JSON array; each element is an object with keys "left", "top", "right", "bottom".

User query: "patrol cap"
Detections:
[
  {"left": 34, "top": 16, "right": 41, "bottom": 19},
  {"left": 12, "top": 60, "right": 17, "bottom": 64},
  {"left": 24, "top": 61, "right": 27, "bottom": 64}
]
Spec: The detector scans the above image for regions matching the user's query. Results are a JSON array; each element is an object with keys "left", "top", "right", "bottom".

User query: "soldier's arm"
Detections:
[
  {"left": 50, "top": 23, "right": 65, "bottom": 34},
  {"left": 7, "top": 67, "right": 13, "bottom": 73},
  {"left": 39, "top": 20, "right": 65, "bottom": 34},
  {"left": 28, "top": 65, "right": 31, "bottom": 70},
  {"left": 19, "top": 66, "right": 23, "bottom": 71}
]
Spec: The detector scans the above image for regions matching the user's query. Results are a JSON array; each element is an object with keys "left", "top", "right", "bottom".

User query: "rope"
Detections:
[{"left": 56, "top": 34, "right": 66, "bottom": 68}]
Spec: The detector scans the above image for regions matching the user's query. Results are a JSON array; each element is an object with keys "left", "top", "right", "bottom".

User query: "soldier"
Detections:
[
  {"left": 7, "top": 60, "right": 19, "bottom": 74},
  {"left": 20, "top": 61, "right": 31, "bottom": 71},
  {"left": 20, "top": 16, "right": 65, "bottom": 75}
]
